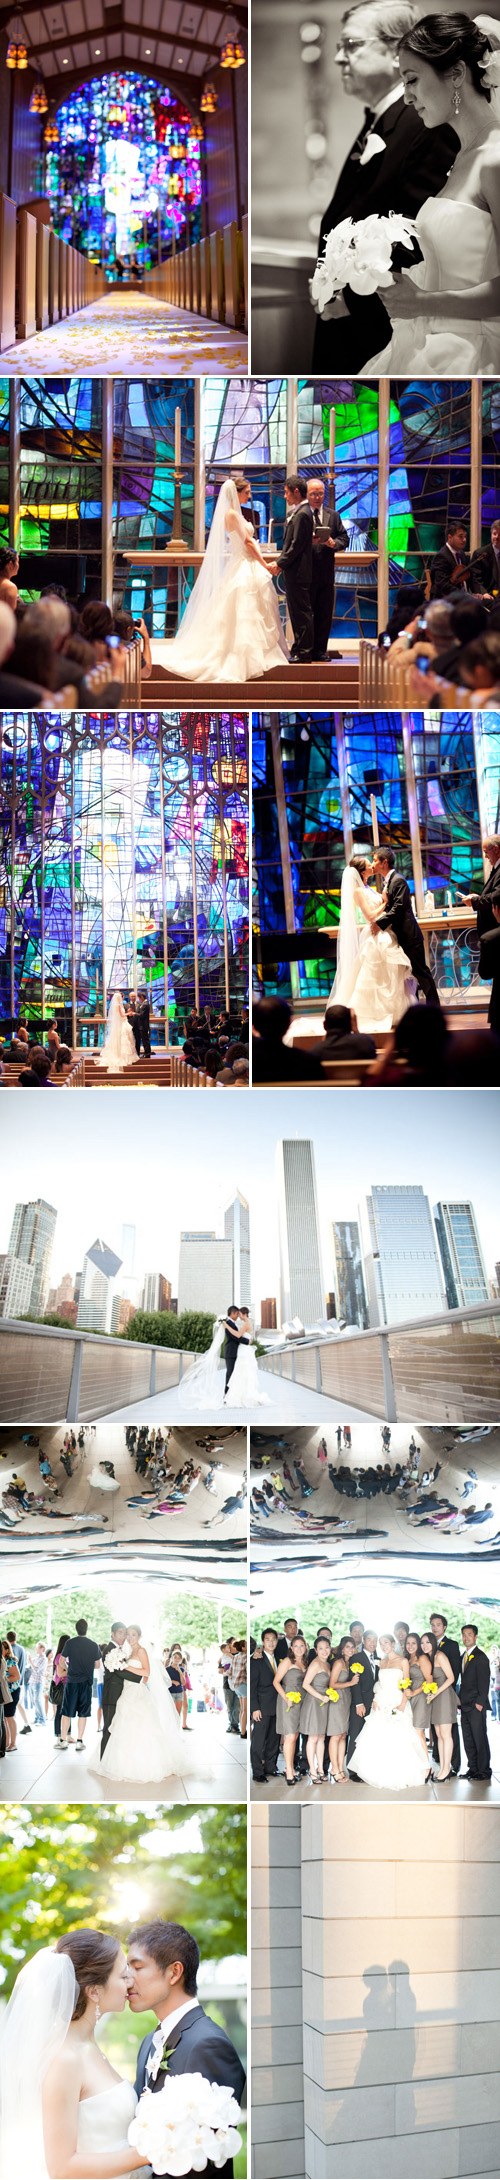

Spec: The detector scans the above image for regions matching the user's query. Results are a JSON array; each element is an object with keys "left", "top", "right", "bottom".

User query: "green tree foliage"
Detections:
[
  {"left": 42, "top": 1313, "right": 77, "bottom": 1329},
  {"left": 0, "top": 1806, "right": 247, "bottom": 1998},
  {"left": 250, "top": 1591, "right": 500, "bottom": 1649},
  {"left": 159, "top": 1599, "right": 246, "bottom": 1648},
  {"left": 124, "top": 1309, "right": 216, "bottom": 1353},
  {"left": 6, "top": 1590, "right": 114, "bottom": 1646}
]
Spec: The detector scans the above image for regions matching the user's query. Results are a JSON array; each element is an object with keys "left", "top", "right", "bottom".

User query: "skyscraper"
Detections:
[
  {"left": 331, "top": 1220, "right": 369, "bottom": 1329},
  {"left": 260, "top": 1297, "right": 277, "bottom": 1330},
  {"left": 141, "top": 1272, "right": 172, "bottom": 1312},
  {"left": 224, "top": 1190, "right": 251, "bottom": 1306},
  {"left": 362, "top": 1185, "right": 446, "bottom": 1326},
  {"left": 77, "top": 1238, "right": 123, "bottom": 1333},
  {"left": 8, "top": 1198, "right": 57, "bottom": 1318},
  {"left": 276, "top": 1138, "right": 325, "bottom": 1326},
  {"left": 0, "top": 1255, "right": 35, "bottom": 1319},
  {"left": 121, "top": 1225, "right": 136, "bottom": 1275},
  {"left": 178, "top": 1233, "right": 233, "bottom": 1316},
  {"left": 434, "top": 1201, "right": 490, "bottom": 1310}
]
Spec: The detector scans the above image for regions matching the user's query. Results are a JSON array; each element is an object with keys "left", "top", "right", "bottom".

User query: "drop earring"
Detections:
[
  {"left": 452, "top": 85, "right": 461, "bottom": 113},
  {"left": 95, "top": 1998, "right": 101, "bottom": 2024}
]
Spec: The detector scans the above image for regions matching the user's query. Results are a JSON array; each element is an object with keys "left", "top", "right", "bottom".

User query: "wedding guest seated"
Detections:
[
  {"left": 9, "top": 1023, "right": 29, "bottom": 1058},
  {"left": 233, "top": 1058, "right": 249, "bottom": 1084},
  {"left": 456, "top": 630, "right": 500, "bottom": 705},
  {"left": 18, "top": 1047, "right": 54, "bottom": 1087},
  {"left": 379, "top": 582, "right": 427, "bottom": 645},
  {"left": 0, "top": 578, "right": 19, "bottom": 613},
  {"left": 0, "top": 543, "right": 19, "bottom": 591},
  {"left": 428, "top": 596, "right": 489, "bottom": 684},
  {"left": 215, "top": 1066, "right": 236, "bottom": 1086},
  {"left": 54, "top": 1045, "right": 73, "bottom": 1074},
  {"left": 253, "top": 997, "right": 324, "bottom": 1082},
  {"left": 430, "top": 521, "right": 469, "bottom": 599},
  {"left": 0, "top": 600, "right": 49, "bottom": 707},
  {"left": 368, "top": 1005, "right": 451, "bottom": 1085},
  {"left": 310, "top": 1003, "right": 376, "bottom": 1064}
]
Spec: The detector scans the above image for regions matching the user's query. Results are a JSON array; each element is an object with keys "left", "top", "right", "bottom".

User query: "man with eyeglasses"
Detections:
[{"left": 312, "top": 0, "right": 457, "bottom": 374}]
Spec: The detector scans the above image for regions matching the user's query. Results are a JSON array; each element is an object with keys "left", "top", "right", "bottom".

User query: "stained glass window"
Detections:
[
  {"left": 0, "top": 712, "right": 248, "bottom": 1035},
  {"left": 45, "top": 74, "right": 202, "bottom": 270}
]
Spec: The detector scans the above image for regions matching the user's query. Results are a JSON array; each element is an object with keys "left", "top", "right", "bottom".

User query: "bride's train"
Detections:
[
  {"left": 348, "top": 1668, "right": 430, "bottom": 1791},
  {"left": 88, "top": 1660, "right": 212, "bottom": 1784}
]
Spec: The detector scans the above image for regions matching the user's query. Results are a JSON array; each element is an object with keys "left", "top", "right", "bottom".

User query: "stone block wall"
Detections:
[{"left": 252, "top": 1805, "right": 500, "bottom": 2180}]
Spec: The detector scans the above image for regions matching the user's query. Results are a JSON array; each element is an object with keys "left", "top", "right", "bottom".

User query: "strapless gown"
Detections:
[
  {"left": 75, "top": 2079, "right": 143, "bottom": 2180},
  {"left": 347, "top": 1668, "right": 429, "bottom": 1789},
  {"left": 157, "top": 548, "right": 289, "bottom": 682},
  {"left": 362, "top": 199, "right": 500, "bottom": 376}
]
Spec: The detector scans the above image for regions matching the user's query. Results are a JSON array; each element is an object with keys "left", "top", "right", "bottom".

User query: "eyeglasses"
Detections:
[{"left": 336, "top": 35, "right": 376, "bottom": 53}]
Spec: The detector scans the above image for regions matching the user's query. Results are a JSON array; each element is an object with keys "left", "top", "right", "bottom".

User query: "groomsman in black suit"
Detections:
[
  {"left": 469, "top": 518, "right": 500, "bottom": 597},
  {"left": 269, "top": 478, "right": 314, "bottom": 663},
  {"left": 250, "top": 1628, "right": 280, "bottom": 1781},
  {"left": 430, "top": 1613, "right": 461, "bottom": 1776},
  {"left": 458, "top": 1623, "right": 491, "bottom": 1781},
  {"left": 430, "top": 522, "right": 470, "bottom": 599},
  {"left": 307, "top": 479, "right": 348, "bottom": 660},
  {"left": 345, "top": 1620, "right": 376, "bottom": 1777},
  {"left": 274, "top": 1617, "right": 299, "bottom": 1665},
  {"left": 312, "top": 0, "right": 457, "bottom": 374}
]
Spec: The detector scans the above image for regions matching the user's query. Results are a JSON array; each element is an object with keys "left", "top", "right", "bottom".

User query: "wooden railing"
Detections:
[
  {"left": 118, "top": 634, "right": 142, "bottom": 701},
  {"left": 170, "top": 1052, "right": 216, "bottom": 1087},
  {"left": 0, "top": 195, "right": 106, "bottom": 352},
  {"left": 143, "top": 216, "right": 248, "bottom": 331},
  {"left": 359, "top": 639, "right": 462, "bottom": 711}
]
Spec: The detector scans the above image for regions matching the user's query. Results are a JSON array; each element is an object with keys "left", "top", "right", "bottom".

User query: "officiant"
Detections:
[
  {"left": 312, "top": 0, "right": 457, "bottom": 374},
  {"left": 307, "top": 479, "right": 348, "bottom": 661}
]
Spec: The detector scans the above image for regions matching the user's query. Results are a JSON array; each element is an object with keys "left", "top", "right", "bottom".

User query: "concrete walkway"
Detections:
[
  {"left": 2, "top": 1703, "right": 247, "bottom": 1805},
  {"left": 105, "top": 1373, "right": 377, "bottom": 1426},
  {"left": 1, "top": 291, "right": 247, "bottom": 374},
  {"left": 251, "top": 1719, "right": 500, "bottom": 1805}
]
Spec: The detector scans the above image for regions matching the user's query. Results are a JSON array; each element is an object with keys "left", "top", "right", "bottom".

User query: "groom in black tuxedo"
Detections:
[
  {"left": 269, "top": 477, "right": 313, "bottom": 663},
  {"left": 130, "top": 1920, "right": 245, "bottom": 2180},
  {"left": 373, "top": 847, "right": 440, "bottom": 1005},
  {"left": 345, "top": 1620, "right": 376, "bottom": 1777},
  {"left": 130, "top": 988, "right": 151, "bottom": 1058},
  {"left": 100, "top": 1621, "right": 127, "bottom": 1758},
  {"left": 223, "top": 1306, "right": 249, "bottom": 1397},
  {"left": 458, "top": 834, "right": 500, "bottom": 1035},
  {"left": 312, "top": 0, "right": 457, "bottom": 374}
]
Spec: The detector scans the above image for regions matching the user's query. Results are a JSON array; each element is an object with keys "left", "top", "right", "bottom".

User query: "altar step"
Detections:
[
  {"left": 145, "top": 660, "right": 360, "bottom": 709},
  {"left": 83, "top": 1054, "right": 172, "bottom": 1087}
]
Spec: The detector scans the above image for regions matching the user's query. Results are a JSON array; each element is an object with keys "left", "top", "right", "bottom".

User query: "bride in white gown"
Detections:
[
  {"left": 0, "top": 1937, "right": 150, "bottom": 2178},
  {"left": 329, "top": 859, "right": 415, "bottom": 1030},
  {"left": 89, "top": 1625, "right": 209, "bottom": 1783},
  {"left": 348, "top": 1635, "right": 430, "bottom": 1790},
  {"left": 95, "top": 991, "right": 138, "bottom": 1074},
  {"left": 362, "top": 13, "right": 500, "bottom": 375},
  {"left": 179, "top": 1312, "right": 270, "bottom": 1411},
  {"left": 158, "top": 477, "right": 289, "bottom": 682}
]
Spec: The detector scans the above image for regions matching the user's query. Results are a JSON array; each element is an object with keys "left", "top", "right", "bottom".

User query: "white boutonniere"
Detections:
[{"left": 359, "top": 130, "right": 386, "bottom": 163}]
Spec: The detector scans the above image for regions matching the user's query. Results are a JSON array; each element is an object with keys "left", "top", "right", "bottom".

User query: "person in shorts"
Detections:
[{"left": 60, "top": 1618, "right": 101, "bottom": 1749}]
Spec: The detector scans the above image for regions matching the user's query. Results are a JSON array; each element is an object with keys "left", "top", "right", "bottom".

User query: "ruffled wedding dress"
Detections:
[
  {"left": 89, "top": 1662, "right": 206, "bottom": 1784},
  {"left": 348, "top": 1668, "right": 430, "bottom": 1790},
  {"left": 363, "top": 199, "right": 500, "bottom": 375},
  {"left": 157, "top": 478, "right": 289, "bottom": 682},
  {"left": 95, "top": 993, "right": 138, "bottom": 1074},
  {"left": 77, "top": 2081, "right": 141, "bottom": 2179}
]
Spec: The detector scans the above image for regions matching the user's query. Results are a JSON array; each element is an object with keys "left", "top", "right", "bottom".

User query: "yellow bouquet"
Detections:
[
  {"left": 399, "top": 1677, "right": 411, "bottom": 1691},
  {"left": 325, "top": 1687, "right": 339, "bottom": 1702},
  {"left": 422, "top": 1679, "right": 438, "bottom": 1697},
  {"left": 350, "top": 1662, "right": 364, "bottom": 1675},
  {"left": 285, "top": 1690, "right": 301, "bottom": 1707}
]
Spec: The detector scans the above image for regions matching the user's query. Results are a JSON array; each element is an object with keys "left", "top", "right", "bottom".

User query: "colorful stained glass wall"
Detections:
[
  {"left": 0, "top": 712, "right": 248, "bottom": 1033},
  {"left": 46, "top": 74, "right": 202, "bottom": 268},
  {"left": 253, "top": 712, "right": 487, "bottom": 1001}
]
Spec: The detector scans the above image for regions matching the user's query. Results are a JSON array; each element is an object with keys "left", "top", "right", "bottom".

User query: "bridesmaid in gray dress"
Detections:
[
  {"left": 301, "top": 1636, "right": 332, "bottom": 1784},
  {"left": 273, "top": 1635, "right": 308, "bottom": 1785},
  {"left": 405, "top": 1632, "right": 434, "bottom": 1777},
  {"left": 326, "top": 1636, "right": 356, "bottom": 1784},
  {"left": 420, "top": 1631, "right": 457, "bottom": 1781}
]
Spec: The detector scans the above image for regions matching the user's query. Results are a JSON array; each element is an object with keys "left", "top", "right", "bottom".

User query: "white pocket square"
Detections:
[{"left": 359, "top": 132, "right": 386, "bottom": 163}]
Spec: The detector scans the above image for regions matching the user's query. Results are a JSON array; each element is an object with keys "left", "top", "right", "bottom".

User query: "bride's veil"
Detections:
[
  {"left": 101, "top": 990, "right": 122, "bottom": 1050},
  {"left": 178, "top": 1316, "right": 226, "bottom": 1410},
  {"left": 167, "top": 479, "right": 244, "bottom": 660},
  {"left": 0, "top": 1947, "right": 77, "bottom": 2178},
  {"left": 330, "top": 865, "right": 363, "bottom": 1002},
  {"left": 474, "top": 16, "right": 500, "bottom": 115}
]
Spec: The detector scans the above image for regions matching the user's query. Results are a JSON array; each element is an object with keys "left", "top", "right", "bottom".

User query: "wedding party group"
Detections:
[
  {"left": 250, "top": 1613, "right": 494, "bottom": 1790},
  {"left": 0, "top": 1619, "right": 213, "bottom": 1787},
  {"left": 309, "top": 1, "right": 500, "bottom": 377},
  {"left": 0, "top": 1919, "right": 245, "bottom": 2180}
]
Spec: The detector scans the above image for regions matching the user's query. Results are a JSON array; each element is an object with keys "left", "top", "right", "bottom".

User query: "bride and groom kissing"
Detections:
[
  {"left": 331, "top": 845, "right": 439, "bottom": 1029},
  {"left": 311, "top": 0, "right": 500, "bottom": 378},
  {"left": 180, "top": 1304, "right": 270, "bottom": 1412},
  {"left": 0, "top": 1918, "right": 245, "bottom": 2180}
]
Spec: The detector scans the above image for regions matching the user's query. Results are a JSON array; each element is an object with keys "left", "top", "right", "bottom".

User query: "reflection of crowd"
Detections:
[
  {"left": 125, "top": 1425, "right": 207, "bottom": 1519},
  {"left": 250, "top": 1611, "right": 495, "bottom": 1787},
  {"left": 251, "top": 1432, "right": 500, "bottom": 1544}
]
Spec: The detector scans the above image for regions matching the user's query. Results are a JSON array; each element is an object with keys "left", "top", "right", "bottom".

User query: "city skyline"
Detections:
[{"left": 0, "top": 1092, "right": 498, "bottom": 1314}]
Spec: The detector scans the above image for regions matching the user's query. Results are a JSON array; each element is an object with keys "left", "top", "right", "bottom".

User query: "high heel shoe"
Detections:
[{"left": 285, "top": 1775, "right": 296, "bottom": 1787}]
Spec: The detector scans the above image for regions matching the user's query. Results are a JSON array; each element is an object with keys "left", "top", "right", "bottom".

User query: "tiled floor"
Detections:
[
  {"left": 0, "top": 292, "right": 247, "bottom": 373},
  {"left": 2, "top": 1706, "right": 247, "bottom": 1804}
]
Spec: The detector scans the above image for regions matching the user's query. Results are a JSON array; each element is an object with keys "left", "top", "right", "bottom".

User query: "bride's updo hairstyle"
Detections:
[
  {"left": 349, "top": 856, "right": 370, "bottom": 879},
  {"left": 55, "top": 1931, "right": 121, "bottom": 2020},
  {"left": 399, "top": 14, "right": 492, "bottom": 98}
]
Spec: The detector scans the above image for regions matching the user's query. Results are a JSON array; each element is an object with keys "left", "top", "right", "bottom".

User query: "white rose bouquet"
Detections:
[
  {"left": 104, "top": 1640, "right": 132, "bottom": 1670},
  {"left": 128, "top": 2072, "right": 243, "bottom": 2176},
  {"left": 310, "top": 211, "right": 423, "bottom": 313}
]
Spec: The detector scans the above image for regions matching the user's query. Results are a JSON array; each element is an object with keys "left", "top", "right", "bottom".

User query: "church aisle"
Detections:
[{"left": 0, "top": 292, "right": 247, "bottom": 375}]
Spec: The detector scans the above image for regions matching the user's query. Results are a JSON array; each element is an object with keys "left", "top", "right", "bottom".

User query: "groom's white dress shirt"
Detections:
[{"left": 146, "top": 1997, "right": 201, "bottom": 2080}]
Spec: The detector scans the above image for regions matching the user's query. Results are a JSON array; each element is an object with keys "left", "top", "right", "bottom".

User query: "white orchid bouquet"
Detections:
[
  {"left": 104, "top": 1640, "right": 132, "bottom": 1670},
  {"left": 310, "top": 211, "right": 423, "bottom": 312},
  {"left": 128, "top": 2072, "right": 243, "bottom": 2176}
]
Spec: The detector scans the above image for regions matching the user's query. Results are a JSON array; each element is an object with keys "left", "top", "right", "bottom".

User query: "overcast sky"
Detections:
[{"left": 1, "top": 1088, "right": 498, "bottom": 1304}]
